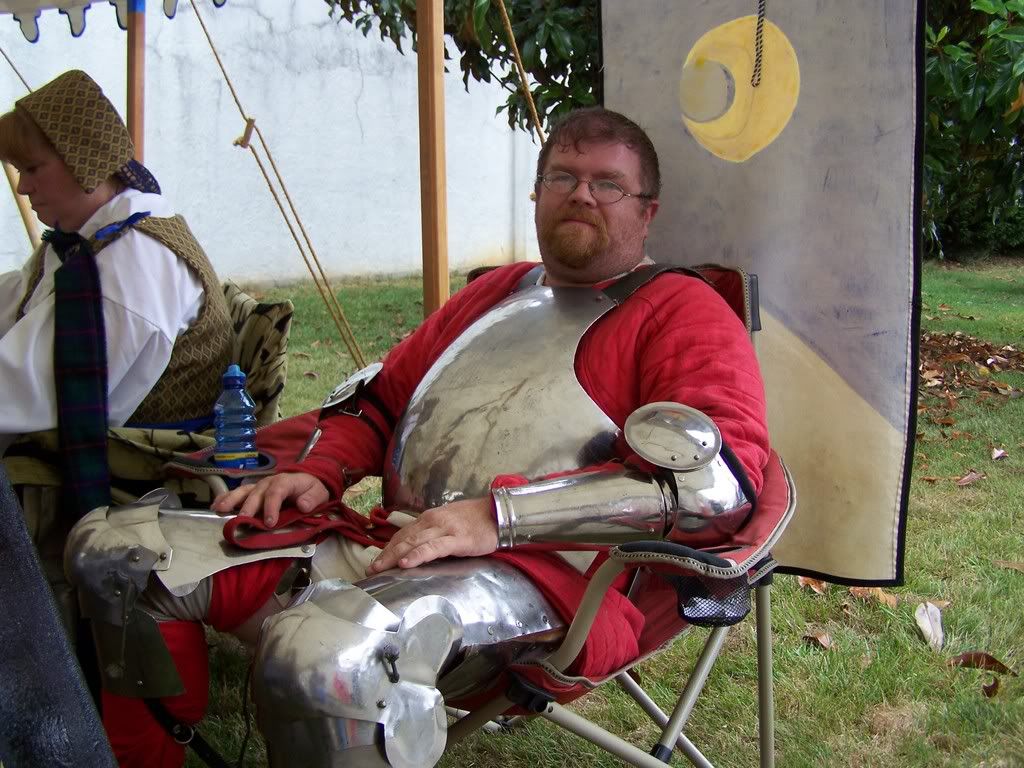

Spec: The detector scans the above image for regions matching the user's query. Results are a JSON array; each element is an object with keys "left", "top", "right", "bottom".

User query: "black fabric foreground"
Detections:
[{"left": 0, "top": 465, "right": 116, "bottom": 767}]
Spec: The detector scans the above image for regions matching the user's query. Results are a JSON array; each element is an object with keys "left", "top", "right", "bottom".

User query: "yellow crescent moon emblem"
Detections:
[{"left": 680, "top": 16, "right": 800, "bottom": 162}]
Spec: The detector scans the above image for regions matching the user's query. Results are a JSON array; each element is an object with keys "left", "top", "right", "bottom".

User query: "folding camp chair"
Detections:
[{"left": 155, "top": 264, "right": 790, "bottom": 767}]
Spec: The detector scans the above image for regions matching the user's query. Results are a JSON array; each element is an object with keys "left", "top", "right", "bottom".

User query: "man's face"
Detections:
[
  {"left": 534, "top": 140, "right": 659, "bottom": 285},
  {"left": 14, "top": 141, "right": 90, "bottom": 230}
]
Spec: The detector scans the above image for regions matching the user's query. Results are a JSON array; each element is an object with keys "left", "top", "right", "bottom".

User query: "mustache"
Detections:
[{"left": 559, "top": 209, "right": 602, "bottom": 227}]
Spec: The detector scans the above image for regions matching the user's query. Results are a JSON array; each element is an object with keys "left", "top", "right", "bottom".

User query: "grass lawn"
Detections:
[{"left": 190, "top": 259, "right": 1024, "bottom": 767}]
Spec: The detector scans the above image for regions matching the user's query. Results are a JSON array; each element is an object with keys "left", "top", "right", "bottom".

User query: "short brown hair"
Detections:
[
  {"left": 0, "top": 107, "right": 52, "bottom": 168},
  {"left": 536, "top": 107, "right": 661, "bottom": 199}
]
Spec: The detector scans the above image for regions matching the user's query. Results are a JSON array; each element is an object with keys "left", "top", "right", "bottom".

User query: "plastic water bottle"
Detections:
[{"left": 213, "top": 364, "right": 259, "bottom": 470}]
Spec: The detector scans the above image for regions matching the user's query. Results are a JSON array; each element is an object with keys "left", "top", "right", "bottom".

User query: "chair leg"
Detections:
[
  {"left": 653, "top": 625, "right": 729, "bottom": 758},
  {"left": 616, "top": 673, "right": 715, "bottom": 768},
  {"left": 755, "top": 583, "right": 776, "bottom": 768}
]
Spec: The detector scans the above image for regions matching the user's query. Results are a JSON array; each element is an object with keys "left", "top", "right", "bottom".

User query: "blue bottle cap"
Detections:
[{"left": 223, "top": 363, "right": 247, "bottom": 385}]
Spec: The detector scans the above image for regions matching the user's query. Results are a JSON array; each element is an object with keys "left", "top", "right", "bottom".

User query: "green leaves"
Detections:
[
  {"left": 925, "top": 2, "right": 1024, "bottom": 256},
  {"left": 322, "top": 0, "right": 600, "bottom": 132}
]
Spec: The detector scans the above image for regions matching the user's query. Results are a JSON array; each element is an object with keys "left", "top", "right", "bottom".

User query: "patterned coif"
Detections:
[{"left": 16, "top": 70, "right": 133, "bottom": 193}]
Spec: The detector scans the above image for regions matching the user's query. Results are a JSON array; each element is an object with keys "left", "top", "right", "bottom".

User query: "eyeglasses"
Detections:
[{"left": 536, "top": 172, "right": 655, "bottom": 205}]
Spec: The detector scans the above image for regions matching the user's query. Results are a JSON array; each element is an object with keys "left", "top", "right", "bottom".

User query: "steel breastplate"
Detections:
[{"left": 383, "top": 284, "right": 620, "bottom": 512}]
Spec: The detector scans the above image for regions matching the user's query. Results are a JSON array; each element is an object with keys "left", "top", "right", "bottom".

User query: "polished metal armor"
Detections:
[
  {"left": 65, "top": 490, "right": 313, "bottom": 697},
  {"left": 383, "top": 284, "right": 620, "bottom": 512},
  {"left": 255, "top": 561, "right": 564, "bottom": 768}
]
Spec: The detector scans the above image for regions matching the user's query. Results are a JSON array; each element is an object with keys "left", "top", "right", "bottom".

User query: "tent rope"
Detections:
[
  {"left": 0, "top": 45, "right": 30, "bottom": 91},
  {"left": 188, "top": 0, "right": 366, "bottom": 369},
  {"left": 494, "top": 0, "right": 545, "bottom": 145}
]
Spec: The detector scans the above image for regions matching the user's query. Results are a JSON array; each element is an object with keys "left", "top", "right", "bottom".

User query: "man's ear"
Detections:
[{"left": 645, "top": 199, "right": 660, "bottom": 224}]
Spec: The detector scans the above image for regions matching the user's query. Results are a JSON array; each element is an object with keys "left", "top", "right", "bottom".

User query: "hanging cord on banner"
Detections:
[
  {"left": 188, "top": 0, "right": 367, "bottom": 369},
  {"left": 0, "top": 50, "right": 40, "bottom": 249},
  {"left": 494, "top": 0, "right": 546, "bottom": 145},
  {"left": 751, "top": 0, "right": 767, "bottom": 87}
]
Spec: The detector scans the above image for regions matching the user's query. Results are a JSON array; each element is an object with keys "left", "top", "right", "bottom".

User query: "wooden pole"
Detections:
[
  {"left": 3, "top": 162, "right": 40, "bottom": 249},
  {"left": 126, "top": 0, "right": 145, "bottom": 161},
  {"left": 416, "top": 0, "right": 449, "bottom": 316}
]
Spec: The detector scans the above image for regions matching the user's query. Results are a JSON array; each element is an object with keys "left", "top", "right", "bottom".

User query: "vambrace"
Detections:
[{"left": 493, "top": 402, "right": 753, "bottom": 549}]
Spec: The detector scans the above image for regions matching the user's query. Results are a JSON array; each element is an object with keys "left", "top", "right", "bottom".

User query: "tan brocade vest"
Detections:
[{"left": 18, "top": 215, "right": 232, "bottom": 425}]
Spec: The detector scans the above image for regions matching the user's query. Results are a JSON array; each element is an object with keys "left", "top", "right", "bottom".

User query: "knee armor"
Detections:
[{"left": 64, "top": 489, "right": 314, "bottom": 697}]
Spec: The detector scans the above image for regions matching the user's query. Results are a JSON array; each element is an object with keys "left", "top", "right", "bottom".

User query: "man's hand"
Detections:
[
  {"left": 211, "top": 471, "right": 329, "bottom": 527},
  {"left": 367, "top": 497, "right": 498, "bottom": 574}
]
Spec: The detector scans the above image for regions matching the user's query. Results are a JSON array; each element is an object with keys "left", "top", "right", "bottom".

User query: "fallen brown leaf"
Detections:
[
  {"left": 982, "top": 677, "right": 1000, "bottom": 698},
  {"left": 994, "top": 560, "right": 1024, "bottom": 573},
  {"left": 302, "top": 370, "right": 320, "bottom": 379},
  {"left": 803, "top": 632, "right": 833, "bottom": 650},
  {"left": 947, "top": 652, "right": 1017, "bottom": 676},
  {"left": 849, "top": 586, "right": 898, "bottom": 608},
  {"left": 956, "top": 469, "right": 985, "bottom": 487},
  {"left": 797, "top": 576, "right": 828, "bottom": 594},
  {"left": 920, "top": 476, "right": 941, "bottom": 483},
  {"left": 292, "top": 351, "right": 312, "bottom": 360}
]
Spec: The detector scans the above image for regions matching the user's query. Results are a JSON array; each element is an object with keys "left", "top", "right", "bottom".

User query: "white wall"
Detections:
[{"left": 0, "top": 0, "right": 541, "bottom": 281}]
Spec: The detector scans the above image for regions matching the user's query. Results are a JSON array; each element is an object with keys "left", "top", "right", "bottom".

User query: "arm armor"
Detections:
[{"left": 492, "top": 403, "right": 753, "bottom": 548}]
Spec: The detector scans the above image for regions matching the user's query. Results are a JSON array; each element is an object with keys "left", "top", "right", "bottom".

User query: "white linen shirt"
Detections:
[{"left": 0, "top": 188, "right": 204, "bottom": 453}]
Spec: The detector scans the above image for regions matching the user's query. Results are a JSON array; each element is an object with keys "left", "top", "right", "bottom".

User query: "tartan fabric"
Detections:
[
  {"left": 16, "top": 70, "right": 159, "bottom": 194},
  {"left": 46, "top": 227, "right": 112, "bottom": 519}
]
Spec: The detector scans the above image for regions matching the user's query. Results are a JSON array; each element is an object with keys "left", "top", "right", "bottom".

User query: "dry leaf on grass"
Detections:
[
  {"left": 849, "top": 586, "right": 899, "bottom": 608},
  {"left": 991, "top": 447, "right": 1009, "bottom": 461},
  {"left": 292, "top": 351, "right": 312, "bottom": 360},
  {"left": 994, "top": 560, "right": 1024, "bottom": 573},
  {"left": 982, "top": 677, "right": 1000, "bottom": 698},
  {"left": 914, "top": 602, "right": 944, "bottom": 652},
  {"left": 947, "top": 652, "right": 1018, "bottom": 676},
  {"left": 956, "top": 469, "right": 985, "bottom": 487},
  {"left": 303, "top": 370, "right": 320, "bottom": 380},
  {"left": 797, "top": 576, "right": 828, "bottom": 594},
  {"left": 803, "top": 632, "right": 833, "bottom": 650}
]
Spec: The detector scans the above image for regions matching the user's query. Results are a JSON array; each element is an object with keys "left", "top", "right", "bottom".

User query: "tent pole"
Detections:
[
  {"left": 127, "top": 0, "right": 145, "bottom": 161},
  {"left": 3, "top": 162, "right": 39, "bottom": 249},
  {"left": 416, "top": 0, "right": 449, "bottom": 316}
]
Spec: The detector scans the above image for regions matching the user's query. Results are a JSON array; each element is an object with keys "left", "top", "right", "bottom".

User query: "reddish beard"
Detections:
[{"left": 539, "top": 208, "right": 610, "bottom": 269}]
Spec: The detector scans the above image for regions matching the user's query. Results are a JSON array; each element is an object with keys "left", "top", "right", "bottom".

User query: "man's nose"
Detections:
[
  {"left": 568, "top": 180, "right": 598, "bottom": 207},
  {"left": 15, "top": 172, "right": 31, "bottom": 196}
]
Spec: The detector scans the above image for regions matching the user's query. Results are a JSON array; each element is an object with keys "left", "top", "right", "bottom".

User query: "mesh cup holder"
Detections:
[{"left": 665, "top": 572, "right": 752, "bottom": 627}]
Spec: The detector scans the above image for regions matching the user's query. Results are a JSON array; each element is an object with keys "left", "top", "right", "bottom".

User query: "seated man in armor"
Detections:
[
  {"left": 66, "top": 107, "right": 770, "bottom": 768},
  {"left": 0, "top": 70, "right": 231, "bottom": 587}
]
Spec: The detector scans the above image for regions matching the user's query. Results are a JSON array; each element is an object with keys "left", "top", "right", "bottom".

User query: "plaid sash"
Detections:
[{"left": 45, "top": 212, "right": 150, "bottom": 520}]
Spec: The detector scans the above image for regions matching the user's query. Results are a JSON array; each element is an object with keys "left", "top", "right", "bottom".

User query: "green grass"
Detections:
[{"left": 190, "top": 261, "right": 1024, "bottom": 768}]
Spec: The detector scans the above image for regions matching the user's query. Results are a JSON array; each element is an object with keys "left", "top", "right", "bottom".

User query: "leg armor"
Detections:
[
  {"left": 254, "top": 558, "right": 565, "bottom": 768},
  {"left": 64, "top": 490, "right": 314, "bottom": 698}
]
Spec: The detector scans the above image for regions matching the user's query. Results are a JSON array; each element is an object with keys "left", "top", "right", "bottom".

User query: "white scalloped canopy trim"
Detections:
[{"left": 0, "top": 0, "right": 226, "bottom": 41}]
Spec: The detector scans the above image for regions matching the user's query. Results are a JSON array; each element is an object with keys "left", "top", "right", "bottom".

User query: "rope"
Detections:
[
  {"left": 188, "top": 0, "right": 366, "bottom": 369},
  {"left": 494, "top": 0, "right": 545, "bottom": 145},
  {"left": 751, "top": 0, "right": 767, "bottom": 88},
  {"left": 0, "top": 45, "right": 31, "bottom": 92}
]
